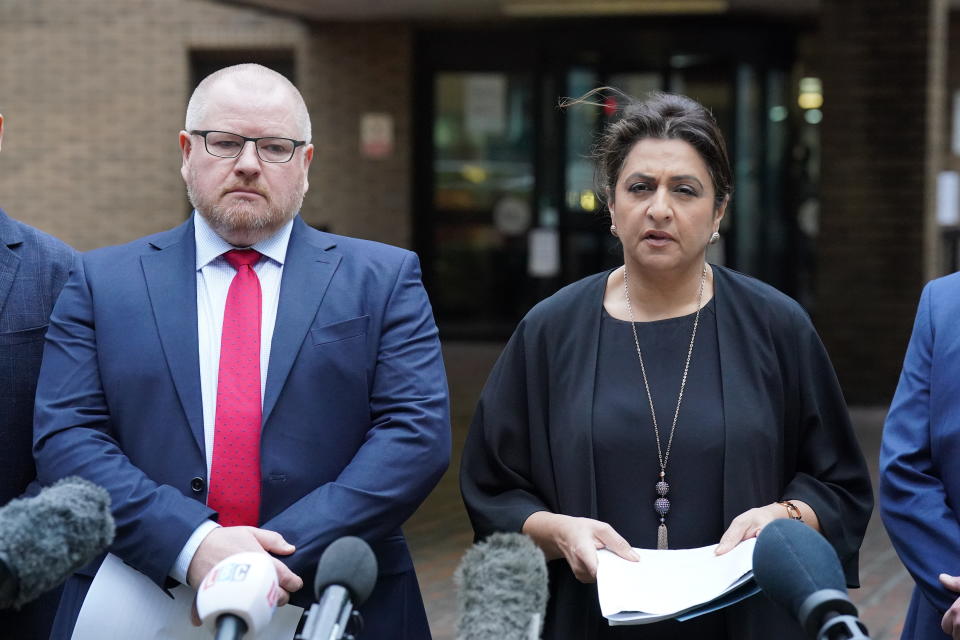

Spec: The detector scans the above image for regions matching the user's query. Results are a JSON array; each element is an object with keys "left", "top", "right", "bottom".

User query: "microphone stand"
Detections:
[
  {"left": 799, "top": 590, "right": 871, "bottom": 640},
  {"left": 818, "top": 613, "right": 870, "bottom": 640},
  {"left": 296, "top": 586, "right": 365, "bottom": 640},
  {"left": 214, "top": 615, "right": 248, "bottom": 640}
]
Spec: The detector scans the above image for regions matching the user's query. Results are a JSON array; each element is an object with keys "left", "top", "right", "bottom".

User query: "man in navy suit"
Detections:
[
  {"left": 881, "top": 274, "right": 960, "bottom": 640},
  {"left": 0, "top": 112, "right": 76, "bottom": 638},
  {"left": 34, "top": 64, "right": 450, "bottom": 638}
]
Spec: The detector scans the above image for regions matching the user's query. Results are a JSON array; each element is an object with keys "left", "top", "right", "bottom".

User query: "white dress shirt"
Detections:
[{"left": 169, "top": 211, "right": 293, "bottom": 584}]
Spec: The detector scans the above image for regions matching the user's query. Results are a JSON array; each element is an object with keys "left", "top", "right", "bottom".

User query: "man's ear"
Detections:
[{"left": 179, "top": 131, "right": 192, "bottom": 182}]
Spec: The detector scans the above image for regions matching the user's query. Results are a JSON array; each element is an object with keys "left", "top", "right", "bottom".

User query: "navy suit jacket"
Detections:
[
  {"left": 34, "top": 215, "right": 450, "bottom": 639},
  {"left": 0, "top": 209, "right": 75, "bottom": 639},
  {"left": 881, "top": 272, "right": 960, "bottom": 639}
]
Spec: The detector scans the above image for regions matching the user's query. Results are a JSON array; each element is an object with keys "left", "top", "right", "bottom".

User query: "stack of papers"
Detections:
[{"left": 596, "top": 539, "right": 759, "bottom": 625}]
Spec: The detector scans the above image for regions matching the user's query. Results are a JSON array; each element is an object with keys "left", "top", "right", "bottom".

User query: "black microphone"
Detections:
[
  {"left": 753, "top": 519, "right": 869, "bottom": 640},
  {"left": 0, "top": 476, "right": 115, "bottom": 609},
  {"left": 454, "top": 532, "right": 548, "bottom": 640},
  {"left": 296, "top": 536, "right": 378, "bottom": 640}
]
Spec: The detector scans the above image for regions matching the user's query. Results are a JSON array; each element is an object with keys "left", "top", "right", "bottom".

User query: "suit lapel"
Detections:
[
  {"left": 263, "top": 218, "right": 340, "bottom": 427},
  {"left": 140, "top": 220, "right": 205, "bottom": 453},
  {"left": 0, "top": 211, "right": 23, "bottom": 318}
]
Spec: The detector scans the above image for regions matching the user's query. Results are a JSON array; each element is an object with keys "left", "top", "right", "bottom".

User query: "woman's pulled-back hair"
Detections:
[{"left": 565, "top": 89, "right": 733, "bottom": 213}]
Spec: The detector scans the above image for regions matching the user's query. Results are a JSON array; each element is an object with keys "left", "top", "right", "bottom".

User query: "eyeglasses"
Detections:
[{"left": 190, "top": 130, "right": 306, "bottom": 163}]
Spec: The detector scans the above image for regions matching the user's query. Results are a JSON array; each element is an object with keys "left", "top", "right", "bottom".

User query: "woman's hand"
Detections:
[
  {"left": 715, "top": 501, "right": 820, "bottom": 555},
  {"left": 522, "top": 511, "right": 639, "bottom": 583}
]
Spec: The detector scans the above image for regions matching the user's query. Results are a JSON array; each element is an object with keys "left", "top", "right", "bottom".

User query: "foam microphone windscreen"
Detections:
[
  {"left": 313, "top": 536, "right": 378, "bottom": 606},
  {"left": 752, "top": 518, "right": 846, "bottom": 617},
  {"left": 455, "top": 532, "right": 548, "bottom": 640},
  {"left": 0, "top": 476, "right": 115, "bottom": 609}
]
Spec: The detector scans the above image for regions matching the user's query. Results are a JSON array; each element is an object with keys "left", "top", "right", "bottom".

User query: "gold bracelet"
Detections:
[{"left": 778, "top": 501, "right": 802, "bottom": 521}]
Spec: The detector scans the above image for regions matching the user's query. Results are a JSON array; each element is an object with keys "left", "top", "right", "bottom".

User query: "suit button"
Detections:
[{"left": 190, "top": 477, "right": 205, "bottom": 493}]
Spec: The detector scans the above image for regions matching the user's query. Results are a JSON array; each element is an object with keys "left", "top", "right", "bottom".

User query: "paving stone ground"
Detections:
[{"left": 405, "top": 344, "right": 913, "bottom": 640}]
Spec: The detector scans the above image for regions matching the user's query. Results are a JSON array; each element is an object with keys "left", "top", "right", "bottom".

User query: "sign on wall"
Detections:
[{"left": 360, "top": 113, "right": 394, "bottom": 159}]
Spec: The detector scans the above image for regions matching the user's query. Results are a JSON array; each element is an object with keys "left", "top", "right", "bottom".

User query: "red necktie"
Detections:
[{"left": 208, "top": 249, "right": 263, "bottom": 527}]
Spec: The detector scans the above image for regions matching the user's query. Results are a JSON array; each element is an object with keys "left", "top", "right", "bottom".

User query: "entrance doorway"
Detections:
[{"left": 414, "top": 21, "right": 803, "bottom": 338}]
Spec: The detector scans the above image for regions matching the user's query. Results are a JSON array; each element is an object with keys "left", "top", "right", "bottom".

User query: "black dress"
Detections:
[{"left": 593, "top": 301, "right": 727, "bottom": 639}]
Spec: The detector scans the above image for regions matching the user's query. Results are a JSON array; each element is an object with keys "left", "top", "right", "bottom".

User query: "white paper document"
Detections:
[
  {"left": 596, "top": 539, "right": 758, "bottom": 625},
  {"left": 71, "top": 553, "right": 303, "bottom": 640}
]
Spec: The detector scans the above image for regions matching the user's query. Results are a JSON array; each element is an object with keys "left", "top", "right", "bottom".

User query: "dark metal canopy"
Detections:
[{"left": 218, "top": 0, "right": 820, "bottom": 22}]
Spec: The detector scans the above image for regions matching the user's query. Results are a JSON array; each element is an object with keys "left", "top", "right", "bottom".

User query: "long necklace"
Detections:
[{"left": 622, "top": 262, "right": 706, "bottom": 550}]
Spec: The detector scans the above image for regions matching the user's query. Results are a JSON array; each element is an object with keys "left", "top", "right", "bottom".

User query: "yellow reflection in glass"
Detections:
[
  {"left": 798, "top": 77, "right": 823, "bottom": 110},
  {"left": 462, "top": 164, "right": 488, "bottom": 184},
  {"left": 580, "top": 190, "right": 596, "bottom": 211},
  {"left": 798, "top": 93, "right": 823, "bottom": 110}
]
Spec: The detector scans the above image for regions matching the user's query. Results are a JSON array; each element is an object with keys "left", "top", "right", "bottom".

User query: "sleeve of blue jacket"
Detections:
[{"left": 880, "top": 280, "right": 960, "bottom": 616}]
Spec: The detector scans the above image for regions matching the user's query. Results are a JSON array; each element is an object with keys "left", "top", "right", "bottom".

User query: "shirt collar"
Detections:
[{"left": 193, "top": 211, "right": 294, "bottom": 270}]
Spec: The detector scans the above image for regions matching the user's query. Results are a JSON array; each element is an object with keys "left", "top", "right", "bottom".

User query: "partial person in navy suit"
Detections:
[
  {"left": 881, "top": 273, "right": 960, "bottom": 640},
  {"left": 34, "top": 64, "right": 450, "bottom": 639},
  {"left": 0, "top": 112, "right": 76, "bottom": 639}
]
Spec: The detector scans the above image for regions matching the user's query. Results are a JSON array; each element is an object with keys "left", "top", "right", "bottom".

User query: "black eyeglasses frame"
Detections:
[{"left": 189, "top": 129, "right": 307, "bottom": 163}]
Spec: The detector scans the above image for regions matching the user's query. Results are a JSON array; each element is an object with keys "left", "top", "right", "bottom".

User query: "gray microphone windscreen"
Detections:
[
  {"left": 455, "top": 532, "right": 548, "bottom": 640},
  {"left": 313, "top": 536, "right": 378, "bottom": 606},
  {"left": 0, "top": 476, "right": 115, "bottom": 609}
]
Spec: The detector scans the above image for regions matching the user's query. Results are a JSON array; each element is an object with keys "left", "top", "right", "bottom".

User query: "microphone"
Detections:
[
  {"left": 196, "top": 551, "right": 281, "bottom": 640},
  {"left": 0, "top": 476, "right": 115, "bottom": 609},
  {"left": 753, "top": 519, "right": 870, "bottom": 640},
  {"left": 297, "top": 536, "right": 378, "bottom": 640},
  {"left": 454, "top": 532, "right": 548, "bottom": 640}
]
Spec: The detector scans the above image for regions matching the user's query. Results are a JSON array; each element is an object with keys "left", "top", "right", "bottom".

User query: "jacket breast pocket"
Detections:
[
  {"left": 0, "top": 325, "right": 47, "bottom": 346},
  {"left": 310, "top": 315, "right": 369, "bottom": 346},
  {"left": 0, "top": 324, "right": 48, "bottom": 346}
]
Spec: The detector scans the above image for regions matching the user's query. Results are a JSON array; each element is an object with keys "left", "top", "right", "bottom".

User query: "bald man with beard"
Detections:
[{"left": 34, "top": 65, "right": 450, "bottom": 639}]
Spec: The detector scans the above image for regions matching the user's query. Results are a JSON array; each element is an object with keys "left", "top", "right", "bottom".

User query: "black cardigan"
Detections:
[{"left": 460, "top": 265, "right": 873, "bottom": 640}]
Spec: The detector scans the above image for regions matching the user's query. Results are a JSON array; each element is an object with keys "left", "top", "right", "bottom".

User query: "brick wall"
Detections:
[
  {"left": 300, "top": 23, "right": 413, "bottom": 248},
  {"left": 0, "top": 1, "right": 413, "bottom": 251},
  {"left": 817, "top": 0, "right": 947, "bottom": 404}
]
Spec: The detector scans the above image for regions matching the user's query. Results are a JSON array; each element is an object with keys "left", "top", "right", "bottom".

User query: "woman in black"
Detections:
[{"left": 459, "top": 91, "right": 872, "bottom": 640}]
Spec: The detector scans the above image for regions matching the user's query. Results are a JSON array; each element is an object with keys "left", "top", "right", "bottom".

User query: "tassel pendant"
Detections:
[{"left": 654, "top": 474, "right": 670, "bottom": 550}]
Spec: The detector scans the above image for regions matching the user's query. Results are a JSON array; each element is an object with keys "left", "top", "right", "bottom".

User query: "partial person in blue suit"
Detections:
[
  {"left": 0, "top": 111, "right": 76, "bottom": 640},
  {"left": 881, "top": 272, "right": 960, "bottom": 639},
  {"left": 34, "top": 64, "right": 450, "bottom": 639}
]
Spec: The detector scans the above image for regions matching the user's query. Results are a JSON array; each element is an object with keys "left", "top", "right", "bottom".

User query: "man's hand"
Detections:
[
  {"left": 939, "top": 573, "right": 960, "bottom": 638},
  {"left": 187, "top": 526, "right": 303, "bottom": 605}
]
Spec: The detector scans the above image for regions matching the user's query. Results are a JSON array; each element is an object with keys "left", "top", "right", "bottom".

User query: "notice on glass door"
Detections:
[{"left": 465, "top": 74, "right": 507, "bottom": 137}]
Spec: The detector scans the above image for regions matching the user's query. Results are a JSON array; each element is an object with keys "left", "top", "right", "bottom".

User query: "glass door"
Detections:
[
  {"left": 430, "top": 72, "right": 536, "bottom": 336},
  {"left": 415, "top": 23, "right": 800, "bottom": 337}
]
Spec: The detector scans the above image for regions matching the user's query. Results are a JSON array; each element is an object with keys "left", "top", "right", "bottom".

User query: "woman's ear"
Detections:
[{"left": 714, "top": 195, "right": 729, "bottom": 228}]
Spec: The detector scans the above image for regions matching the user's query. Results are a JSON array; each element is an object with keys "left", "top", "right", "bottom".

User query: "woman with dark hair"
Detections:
[{"left": 459, "top": 90, "right": 872, "bottom": 639}]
